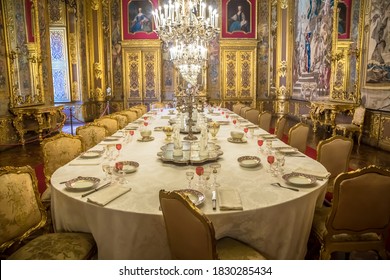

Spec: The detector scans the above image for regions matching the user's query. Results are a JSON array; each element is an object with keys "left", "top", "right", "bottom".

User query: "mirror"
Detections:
[{"left": 2, "top": 0, "right": 44, "bottom": 108}]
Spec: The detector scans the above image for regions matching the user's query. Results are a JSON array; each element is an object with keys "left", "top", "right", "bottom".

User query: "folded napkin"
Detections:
[
  {"left": 218, "top": 188, "right": 243, "bottom": 211},
  {"left": 87, "top": 186, "right": 131, "bottom": 206},
  {"left": 293, "top": 167, "right": 331, "bottom": 179}
]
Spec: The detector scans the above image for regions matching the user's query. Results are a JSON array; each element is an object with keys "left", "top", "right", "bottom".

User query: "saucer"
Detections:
[
  {"left": 137, "top": 136, "right": 155, "bottom": 142},
  {"left": 227, "top": 137, "right": 247, "bottom": 144},
  {"left": 237, "top": 156, "right": 261, "bottom": 168}
]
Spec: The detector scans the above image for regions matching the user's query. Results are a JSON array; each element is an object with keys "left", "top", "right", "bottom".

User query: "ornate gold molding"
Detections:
[
  {"left": 91, "top": 0, "right": 100, "bottom": 10},
  {"left": 69, "top": 33, "right": 77, "bottom": 64},
  {"left": 280, "top": 0, "right": 288, "bottom": 9},
  {"left": 278, "top": 60, "right": 287, "bottom": 78},
  {"left": 93, "top": 62, "right": 102, "bottom": 79}
]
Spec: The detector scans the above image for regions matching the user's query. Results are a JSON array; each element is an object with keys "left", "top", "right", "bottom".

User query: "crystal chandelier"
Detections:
[{"left": 152, "top": 0, "right": 219, "bottom": 46}]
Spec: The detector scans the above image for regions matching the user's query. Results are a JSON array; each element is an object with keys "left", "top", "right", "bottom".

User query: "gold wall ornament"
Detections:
[
  {"left": 280, "top": 0, "right": 288, "bottom": 9},
  {"left": 278, "top": 60, "right": 287, "bottom": 78},
  {"left": 379, "top": 115, "right": 390, "bottom": 148},
  {"left": 91, "top": 0, "right": 100, "bottom": 11},
  {"left": 71, "top": 81, "right": 80, "bottom": 101},
  {"left": 69, "top": 33, "right": 77, "bottom": 64},
  {"left": 93, "top": 62, "right": 102, "bottom": 79}
]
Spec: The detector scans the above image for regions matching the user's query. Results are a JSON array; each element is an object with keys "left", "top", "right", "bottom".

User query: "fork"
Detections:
[{"left": 271, "top": 182, "right": 299, "bottom": 192}]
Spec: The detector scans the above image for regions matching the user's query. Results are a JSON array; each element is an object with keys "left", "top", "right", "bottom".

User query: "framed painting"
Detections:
[
  {"left": 337, "top": 0, "right": 351, "bottom": 40},
  {"left": 292, "top": 0, "right": 334, "bottom": 100},
  {"left": 221, "top": 0, "right": 256, "bottom": 39},
  {"left": 363, "top": 0, "right": 390, "bottom": 89},
  {"left": 122, "top": 0, "right": 158, "bottom": 40}
]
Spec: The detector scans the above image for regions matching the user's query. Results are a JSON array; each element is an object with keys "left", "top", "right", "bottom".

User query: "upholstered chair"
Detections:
[
  {"left": 76, "top": 123, "right": 108, "bottom": 151},
  {"left": 258, "top": 111, "right": 272, "bottom": 132},
  {"left": 288, "top": 122, "right": 310, "bottom": 153},
  {"left": 129, "top": 107, "right": 143, "bottom": 118},
  {"left": 316, "top": 136, "right": 353, "bottom": 191},
  {"left": 335, "top": 106, "right": 366, "bottom": 145},
  {"left": 159, "top": 190, "right": 267, "bottom": 260},
  {"left": 111, "top": 113, "right": 128, "bottom": 129},
  {"left": 133, "top": 104, "right": 147, "bottom": 115},
  {"left": 94, "top": 116, "right": 119, "bottom": 136},
  {"left": 0, "top": 165, "right": 96, "bottom": 260},
  {"left": 311, "top": 165, "right": 390, "bottom": 260},
  {"left": 245, "top": 109, "right": 260, "bottom": 125},
  {"left": 120, "top": 110, "right": 138, "bottom": 123},
  {"left": 274, "top": 115, "right": 287, "bottom": 140},
  {"left": 239, "top": 106, "right": 251, "bottom": 118},
  {"left": 233, "top": 103, "right": 245, "bottom": 115},
  {"left": 41, "top": 132, "right": 83, "bottom": 202}
]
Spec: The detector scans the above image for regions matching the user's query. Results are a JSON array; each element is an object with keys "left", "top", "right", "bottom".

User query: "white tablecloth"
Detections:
[{"left": 51, "top": 109, "right": 328, "bottom": 259}]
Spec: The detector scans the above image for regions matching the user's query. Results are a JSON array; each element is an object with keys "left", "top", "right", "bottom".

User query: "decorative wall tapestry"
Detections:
[{"left": 292, "top": 0, "right": 334, "bottom": 100}]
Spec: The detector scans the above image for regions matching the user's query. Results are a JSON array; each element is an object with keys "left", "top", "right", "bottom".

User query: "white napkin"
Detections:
[
  {"left": 68, "top": 157, "right": 103, "bottom": 166},
  {"left": 293, "top": 167, "right": 331, "bottom": 179},
  {"left": 87, "top": 186, "right": 131, "bottom": 206},
  {"left": 218, "top": 188, "right": 243, "bottom": 211}
]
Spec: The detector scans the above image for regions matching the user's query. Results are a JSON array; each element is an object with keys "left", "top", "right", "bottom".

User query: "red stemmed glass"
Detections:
[
  {"left": 144, "top": 122, "right": 148, "bottom": 127},
  {"left": 195, "top": 166, "right": 204, "bottom": 188},
  {"left": 225, "top": 114, "right": 229, "bottom": 119},
  {"left": 221, "top": 111, "right": 225, "bottom": 115},
  {"left": 257, "top": 138, "right": 264, "bottom": 153},
  {"left": 267, "top": 155, "right": 275, "bottom": 174},
  {"left": 243, "top": 127, "right": 249, "bottom": 138},
  {"left": 144, "top": 116, "right": 148, "bottom": 121},
  {"left": 115, "top": 143, "right": 122, "bottom": 158},
  {"left": 233, "top": 119, "right": 237, "bottom": 126},
  {"left": 129, "top": 130, "right": 134, "bottom": 136}
]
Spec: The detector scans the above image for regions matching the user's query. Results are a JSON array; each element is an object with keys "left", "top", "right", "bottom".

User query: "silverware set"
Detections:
[{"left": 271, "top": 182, "right": 299, "bottom": 192}]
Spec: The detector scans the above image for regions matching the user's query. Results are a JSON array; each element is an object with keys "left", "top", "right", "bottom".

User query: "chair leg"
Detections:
[
  {"left": 357, "top": 132, "right": 362, "bottom": 146},
  {"left": 378, "top": 249, "right": 388, "bottom": 260},
  {"left": 319, "top": 245, "right": 332, "bottom": 260}
]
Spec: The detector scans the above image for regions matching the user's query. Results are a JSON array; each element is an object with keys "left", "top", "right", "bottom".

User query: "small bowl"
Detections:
[
  {"left": 230, "top": 131, "right": 244, "bottom": 140},
  {"left": 140, "top": 129, "right": 152, "bottom": 138}
]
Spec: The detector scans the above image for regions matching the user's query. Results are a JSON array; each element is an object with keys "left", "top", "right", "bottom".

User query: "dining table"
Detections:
[{"left": 51, "top": 108, "right": 329, "bottom": 260}]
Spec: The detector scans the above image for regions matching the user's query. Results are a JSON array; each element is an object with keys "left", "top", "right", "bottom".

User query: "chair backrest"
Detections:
[
  {"left": 233, "top": 103, "right": 245, "bottom": 115},
  {"left": 94, "top": 116, "right": 119, "bottom": 135},
  {"left": 316, "top": 135, "right": 353, "bottom": 179},
  {"left": 0, "top": 165, "right": 47, "bottom": 253},
  {"left": 352, "top": 106, "right": 366, "bottom": 126},
  {"left": 239, "top": 106, "right": 251, "bottom": 117},
  {"left": 327, "top": 166, "right": 390, "bottom": 237},
  {"left": 159, "top": 190, "right": 217, "bottom": 260},
  {"left": 275, "top": 115, "right": 287, "bottom": 140},
  {"left": 133, "top": 105, "right": 147, "bottom": 115},
  {"left": 150, "top": 102, "right": 165, "bottom": 109},
  {"left": 129, "top": 107, "right": 143, "bottom": 118},
  {"left": 288, "top": 123, "right": 309, "bottom": 153},
  {"left": 258, "top": 111, "right": 272, "bottom": 132},
  {"left": 41, "top": 132, "right": 83, "bottom": 184},
  {"left": 120, "top": 110, "right": 138, "bottom": 123},
  {"left": 245, "top": 109, "right": 260, "bottom": 125},
  {"left": 111, "top": 114, "right": 128, "bottom": 129},
  {"left": 76, "top": 123, "right": 108, "bottom": 151}
]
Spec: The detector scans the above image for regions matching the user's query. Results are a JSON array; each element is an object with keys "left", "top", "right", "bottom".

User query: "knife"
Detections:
[
  {"left": 82, "top": 182, "right": 111, "bottom": 198},
  {"left": 212, "top": 191, "right": 217, "bottom": 210}
]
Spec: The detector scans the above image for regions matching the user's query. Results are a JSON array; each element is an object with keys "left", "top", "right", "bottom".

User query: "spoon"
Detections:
[{"left": 271, "top": 182, "right": 299, "bottom": 192}]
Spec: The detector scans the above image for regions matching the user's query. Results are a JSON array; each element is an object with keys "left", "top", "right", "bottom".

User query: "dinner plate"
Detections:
[
  {"left": 227, "top": 137, "right": 247, "bottom": 144},
  {"left": 262, "top": 134, "right": 277, "bottom": 139},
  {"left": 154, "top": 126, "right": 164, "bottom": 131},
  {"left": 79, "top": 150, "right": 102, "bottom": 159},
  {"left": 216, "top": 120, "right": 230, "bottom": 125},
  {"left": 237, "top": 156, "right": 261, "bottom": 168},
  {"left": 282, "top": 172, "right": 317, "bottom": 186},
  {"left": 114, "top": 161, "right": 139, "bottom": 174},
  {"left": 137, "top": 136, "right": 155, "bottom": 142},
  {"left": 124, "top": 126, "right": 138, "bottom": 130},
  {"left": 176, "top": 189, "right": 205, "bottom": 206},
  {"left": 65, "top": 177, "right": 101, "bottom": 192},
  {"left": 277, "top": 147, "right": 298, "bottom": 154},
  {"left": 103, "top": 137, "right": 120, "bottom": 142}
]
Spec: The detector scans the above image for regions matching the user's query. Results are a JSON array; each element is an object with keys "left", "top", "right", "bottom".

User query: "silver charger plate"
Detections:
[
  {"left": 227, "top": 137, "right": 247, "bottom": 144},
  {"left": 114, "top": 161, "right": 139, "bottom": 174},
  {"left": 282, "top": 172, "right": 317, "bottom": 186},
  {"left": 79, "top": 150, "right": 103, "bottom": 159},
  {"left": 65, "top": 177, "right": 101, "bottom": 192},
  {"left": 237, "top": 156, "right": 261, "bottom": 168},
  {"left": 176, "top": 189, "right": 205, "bottom": 206}
]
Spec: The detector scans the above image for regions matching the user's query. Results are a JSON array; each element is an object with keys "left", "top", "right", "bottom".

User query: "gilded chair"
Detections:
[
  {"left": 335, "top": 106, "right": 366, "bottom": 145},
  {"left": 274, "top": 115, "right": 287, "bottom": 140},
  {"left": 288, "top": 122, "right": 309, "bottom": 153},
  {"left": 316, "top": 135, "right": 353, "bottom": 192},
  {"left": 129, "top": 107, "right": 143, "bottom": 118},
  {"left": 159, "top": 190, "right": 267, "bottom": 260},
  {"left": 233, "top": 102, "right": 245, "bottom": 115},
  {"left": 258, "top": 111, "right": 272, "bottom": 132},
  {"left": 120, "top": 110, "right": 138, "bottom": 123},
  {"left": 0, "top": 165, "right": 96, "bottom": 259},
  {"left": 94, "top": 116, "right": 119, "bottom": 135},
  {"left": 239, "top": 106, "right": 251, "bottom": 118},
  {"left": 111, "top": 113, "right": 128, "bottom": 129},
  {"left": 41, "top": 132, "right": 83, "bottom": 202},
  {"left": 76, "top": 123, "right": 108, "bottom": 151},
  {"left": 311, "top": 165, "right": 390, "bottom": 260},
  {"left": 133, "top": 104, "right": 147, "bottom": 115},
  {"left": 245, "top": 109, "right": 260, "bottom": 125}
]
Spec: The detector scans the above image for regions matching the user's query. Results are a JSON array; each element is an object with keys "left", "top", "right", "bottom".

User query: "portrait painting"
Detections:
[
  {"left": 337, "top": 0, "right": 351, "bottom": 40},
  {"left": 122, "top": 0, "right": 158, "bottom": 40},
  {"left": 364, "top": 0, "right": 390, "bottom": 88},
  {"left": 222, "top": 0, "right": 256, "bottom": 39},
  {"left": 292, "top": 0, "right": 334, "bottom": 100}
]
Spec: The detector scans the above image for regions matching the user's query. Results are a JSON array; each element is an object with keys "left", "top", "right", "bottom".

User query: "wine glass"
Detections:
[
  {"left": 275, "top": 152, "right": 285, "bottom": 175},
  {"left": 225, "top": 113, "right": 229, "bottom": 119},
  {"left": 243, "top": 127, "right": 249, "bottom": 138},
  {"left": 208, "top": 122, "right": 220, "bottom": 140},
  {"left": 195, "top": 166, "right": 204, "bottom": 189},
  {"left": 102, "top": 163, "right": 110, "bottom": 181},
  {"left": 257, "top": 137, "right": 264, "bottom": 153},
  {"left": 203, "top": 170, "right": 211, "bottom": 190},
  {"left": 115, "top": 143, "right": 122, "bottom": 159},
  {"left": 267, "top": 153, "right": 276, "bottom": 175},
  {"left": 210, "top": 163, "right": 221, "bottom": 188},
  {"left": 143, "top": 121, "right": 148, "bottom": 127},
  {"left": 186, "top": 171, "right": 194, "bottom": 189},
  {"left": 232, "top": 119, "right": 237, "bottom": 128},
  {"left": 265, "top": 139, "right": 273, "bottom": 152},
  {"left": 115, "top": 162, "right": 128, "bottom": 185}
]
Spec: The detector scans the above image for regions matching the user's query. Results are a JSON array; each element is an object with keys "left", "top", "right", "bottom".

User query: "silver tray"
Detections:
[{"left": 157, "top": 141, "right": 223, "bottom": 164}]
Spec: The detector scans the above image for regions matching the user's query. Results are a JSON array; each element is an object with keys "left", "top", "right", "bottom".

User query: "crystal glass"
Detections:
[
  {"left": 257, "top": 137, "right": 264, "bottom": 154},
  {"left": 115, "top": 162, "right": 128, "bottom": 185},
  {"left": 102, "top": 163, "right": 110, "bottom": 181},
  {"left": 203, "top": 170, "right": 211, "bottom": 190},
  {"left": 195, "top": 166, "right": 204, "bottom": 189},
  {"left": 163, "top": 126, "right": 174, "bottom": 142},
  {"left": 210, "top": 163, "right": 221, "bottom": 188},
  {"left": 275, "top": 152, "right": 285, "bottom": 175},
  {"left": 267, "top": 152, "right": 276, "bottom": 176},
  {"left": 243, "top": 127, "right": 249, "bottom": 138},
  {"left": 115, "top": 143, "right": 122, "bottom": 159},
  {"left": 186, "top": 171, "right": 194, "bottom": 189}
]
